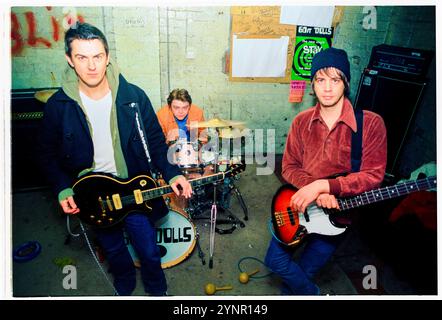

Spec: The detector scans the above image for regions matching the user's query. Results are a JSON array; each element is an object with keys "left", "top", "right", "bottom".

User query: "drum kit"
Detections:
[{"left": 160, "top": 117, "right": 250, "bottom": 269}]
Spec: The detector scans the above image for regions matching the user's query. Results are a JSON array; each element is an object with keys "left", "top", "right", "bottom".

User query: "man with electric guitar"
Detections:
[
  {"left": 265, "top": 47, "right": 388, "bottom": 295},
  {"left": 39, "top": 22, "right": 192, "bottom": 296}
]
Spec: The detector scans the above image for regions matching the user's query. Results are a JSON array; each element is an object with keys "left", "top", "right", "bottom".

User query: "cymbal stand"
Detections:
[
  {"left": 209, "top": 182, "right": 218, "bottom": 269},
  {"left": 226, "top": 174, "right": 249, "bottom": 221},
  {"left": 194, "top": 229, "right": 206, "bottom": 266}
]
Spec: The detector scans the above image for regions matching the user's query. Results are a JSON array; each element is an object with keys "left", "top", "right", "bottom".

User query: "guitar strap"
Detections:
[
  {"left": 351, "top": 108, "right": 364, "bottom": 173},
  {"left": 130, "top": 102, "right": 158, "bottom": 179}
]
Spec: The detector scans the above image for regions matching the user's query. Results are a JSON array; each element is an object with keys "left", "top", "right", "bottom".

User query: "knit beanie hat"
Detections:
[{"left": 310, "top": 47, "right": 350, "bottom": 82}]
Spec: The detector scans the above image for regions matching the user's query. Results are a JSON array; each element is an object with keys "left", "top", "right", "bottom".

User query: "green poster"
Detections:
[{"left": 291, "top": 25, "right": 334, "bottom": 81}]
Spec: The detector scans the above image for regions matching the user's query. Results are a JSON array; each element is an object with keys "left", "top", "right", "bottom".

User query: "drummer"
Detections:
[{"left": 156, "top": 88, "right": 207, "bottom": 145}]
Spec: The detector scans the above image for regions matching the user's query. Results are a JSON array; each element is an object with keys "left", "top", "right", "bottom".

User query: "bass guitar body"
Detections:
[{"left": 271, "top": 184, "right": 349, "bottom": 246}]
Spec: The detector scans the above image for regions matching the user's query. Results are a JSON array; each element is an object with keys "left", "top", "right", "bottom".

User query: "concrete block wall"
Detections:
[
  {"left": 11, "top": 6, "right": 435, "bottom": 172},
  {"left": 111, "top": 7, "right": 162, "bottom": 107}
]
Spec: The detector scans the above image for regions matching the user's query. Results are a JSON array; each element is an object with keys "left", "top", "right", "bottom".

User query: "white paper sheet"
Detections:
[
  {"left": 280, "top": 6, "right": 335, "bottom": 28},
  {"left": 231, "top": 35, "right": 289, "bottom": 78}
]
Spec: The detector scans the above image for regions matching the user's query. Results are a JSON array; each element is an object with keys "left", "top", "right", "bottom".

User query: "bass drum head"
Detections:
[{"left": 155, "top": 209, "right": 196, "bottom": 269}]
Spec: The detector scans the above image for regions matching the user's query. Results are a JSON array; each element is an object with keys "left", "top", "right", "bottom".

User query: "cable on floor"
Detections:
[{"left": 237, "top": 256, "right": 273, "bottom": 279}]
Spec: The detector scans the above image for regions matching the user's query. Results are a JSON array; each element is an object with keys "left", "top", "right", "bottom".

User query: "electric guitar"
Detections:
[
  {"left": 271, "top": 176, "right": 437, "bottom": 246},
  {"left": 73, "top": 163, "right": 245, "bottom": 228}
]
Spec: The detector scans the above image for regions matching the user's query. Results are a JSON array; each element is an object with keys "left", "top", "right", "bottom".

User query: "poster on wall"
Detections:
[{"left": 291, "top": 25, "right": 334, "bottom": 81}]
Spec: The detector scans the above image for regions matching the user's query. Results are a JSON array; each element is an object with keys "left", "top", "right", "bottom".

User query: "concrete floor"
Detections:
[{"left": 12, "top": 163, "right": 428, "bottom": 297}]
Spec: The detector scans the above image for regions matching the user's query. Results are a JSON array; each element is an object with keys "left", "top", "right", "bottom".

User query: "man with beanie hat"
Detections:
[{"left": 265, "top": 47, "right": 387, "bottom": 295}]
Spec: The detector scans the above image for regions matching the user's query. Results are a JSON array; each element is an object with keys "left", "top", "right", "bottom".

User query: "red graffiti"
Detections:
[
  {"left": 11, "top": 10, "right": 87, "bottom": 56},
  {"left": 25, "top": 12, "right": 52, "bottom": 48},
  {"left": 11, "top": 13, "right": 24, "bottom": 55},
  {"left": 51, "top": 16, "right": 60, "bottom": 42}
]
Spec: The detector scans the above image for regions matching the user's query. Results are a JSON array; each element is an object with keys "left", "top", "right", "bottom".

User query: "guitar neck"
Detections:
[
  {"left": 142, "top": 172, "right": 226, "bottom": 201},
  {"left": 337, "top": 176, "right": 436, "bottom": 211}
]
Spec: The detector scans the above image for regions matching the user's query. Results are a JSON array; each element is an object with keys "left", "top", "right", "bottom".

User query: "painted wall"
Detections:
[{"left": 11, "top": 6, "right": 436, "bottom": 176}]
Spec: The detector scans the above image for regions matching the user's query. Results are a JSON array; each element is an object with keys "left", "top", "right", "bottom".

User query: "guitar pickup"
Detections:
[
  {"left": 112, "top": 194, "right": 122, "bottom": 210},
  {"left": 106, "top": 196, "right": 113, "bottom": 211},
  {"left": 98, "top": 196, "right": 106, "bottom": 213},
  {"left": 134, "top": 189, "right": 143, "bottom": 204},
  {"left": 287, "top": 207, "right": 296, "bottom": 225}
]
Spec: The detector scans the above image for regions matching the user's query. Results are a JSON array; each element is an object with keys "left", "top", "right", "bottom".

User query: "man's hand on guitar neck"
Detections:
[
  {"left": 170, "top": 176, "right": 193, "bottom": 199},
  {"left": 316, "top": 193, "right": 340, "bottom": 210},
  {"left": 290, "top": 179, "right": 332, "bottom": 213},
  {"left": 60, "top": 196, "right": 80, "bottom": 215}
]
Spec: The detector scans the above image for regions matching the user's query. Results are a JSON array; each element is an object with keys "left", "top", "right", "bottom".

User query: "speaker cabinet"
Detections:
[
  {"left": 354, "top": 69, "right": 426, "bottom": 175},
  {"left": 11, "top": 89, "right": 53, "bottom": 191}
]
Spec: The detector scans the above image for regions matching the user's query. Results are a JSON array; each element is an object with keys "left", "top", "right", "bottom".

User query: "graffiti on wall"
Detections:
[{"left": 11, "top": 7, "right": 85, "bottom": 56}]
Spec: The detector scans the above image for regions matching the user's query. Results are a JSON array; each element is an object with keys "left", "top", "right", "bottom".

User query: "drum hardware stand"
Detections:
[
  {"left": 219, "top": 135, "right": 249, "bottom": 222},
  {"left": 209, "top": 182, "right": 218, "bottom": 269},
  {"left": 187, "top": 188, "right": 245, "bottom": 232},
  {"left": 225, "top": 176, "right": 249, "bottom": 221},
  {"left": 194, "top": 230, "right": 206, "bottom": 266}
]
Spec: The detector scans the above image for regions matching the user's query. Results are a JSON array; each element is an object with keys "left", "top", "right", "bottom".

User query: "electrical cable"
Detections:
[
  {"left": 79, "top": 221, "right": 119, "bottom": 296},
  {"left": 237, "top": 256, "right": 273, "bottom": 279},
  {"left": 13, "top": 241, "right": 42, "bottom": 262}
]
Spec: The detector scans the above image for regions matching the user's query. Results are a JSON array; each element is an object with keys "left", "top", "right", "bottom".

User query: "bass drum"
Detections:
[
  {"left": 125, "top": 209, "right": 196, "bottom": 269},
  {"left": 155, "top": 209, "right": 196, "bottom": 268}
]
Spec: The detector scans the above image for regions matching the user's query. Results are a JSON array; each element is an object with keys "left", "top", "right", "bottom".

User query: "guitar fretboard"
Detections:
[
  {"left": 142, "top": 172, "right": 226, "bottom": 201},
  {"left": 338, "top": 176, "right": 436, "bottom": 211}
]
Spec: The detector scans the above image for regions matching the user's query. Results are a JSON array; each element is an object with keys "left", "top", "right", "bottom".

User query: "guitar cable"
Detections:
[
  {"left": 67, "top": 215, "right": 119, "bottom": 296},
  {"left": 237, "top": 256, "right": 272, "bottom": 279},
  {"left": 267, "top": 218, "right": 289, "bottom": 246},
  {"left": 66, "top": 215, "right": 81, "bottom": 238}
]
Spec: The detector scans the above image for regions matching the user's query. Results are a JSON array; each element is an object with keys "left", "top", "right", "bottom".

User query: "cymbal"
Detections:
[
  {"left": 187, "top": 117, "right": 246, "bottom": 128},
  {"left": 218, "top": 128, "right": 249, "bottom": 139},
  {"left": 34, "top": 89, "right": 58, "bottom": 103}
]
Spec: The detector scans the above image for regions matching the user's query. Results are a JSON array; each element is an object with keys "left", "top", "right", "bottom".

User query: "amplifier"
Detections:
[
  {"left": 368, "top": 44, "right": 433, "bottom": 79},
  {"left": 11, "top": 88, "right": 58, "bottom": 191}
]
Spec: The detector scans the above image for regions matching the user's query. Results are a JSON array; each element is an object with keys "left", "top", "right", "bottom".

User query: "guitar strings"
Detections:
[
  {"left": 117, "top": 172, "right": 227, "bottom": 205},
  {"left": 274, "top": 178, "right": 435, "bottom": 218},
  {"left": 93, "top": 168, "right": 244, "bottom": 219}
]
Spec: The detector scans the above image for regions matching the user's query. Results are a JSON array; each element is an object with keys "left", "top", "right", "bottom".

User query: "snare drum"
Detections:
[
  {"left": 126, "top": 209, "right": 196, "bottom": 269},
  {"left": 174, "top": 140, "right": 199, "bottom": 168}
]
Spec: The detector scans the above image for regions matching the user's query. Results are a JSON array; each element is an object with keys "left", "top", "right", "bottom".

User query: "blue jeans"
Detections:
[
  {"left": 95, "top": 212, "right": 166, "bottom": 296},
  {"left": 265, "top": 234, "right": 343, "bottom": 295}
]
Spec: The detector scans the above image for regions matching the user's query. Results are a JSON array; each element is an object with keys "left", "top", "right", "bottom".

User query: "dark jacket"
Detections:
[{"left": 39, "top": 72, "right": 181, "bottom": 221}]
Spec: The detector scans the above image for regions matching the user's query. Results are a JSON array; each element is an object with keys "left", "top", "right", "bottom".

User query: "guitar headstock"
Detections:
[{"left": 224, "top": 162, "right": 246, "bottom": 178}]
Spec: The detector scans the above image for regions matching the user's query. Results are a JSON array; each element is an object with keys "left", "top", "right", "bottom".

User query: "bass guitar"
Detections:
[
  {"left": 271, "top": 176, "right": 436, "bottom": 246},
  {"left": 73, "top": 163, "right": 245, "bottom": 228}
]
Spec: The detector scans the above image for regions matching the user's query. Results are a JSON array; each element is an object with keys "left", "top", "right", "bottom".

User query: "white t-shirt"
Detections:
[{"left": 80, "top": 90, "right": 117, "bottom": 175}]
